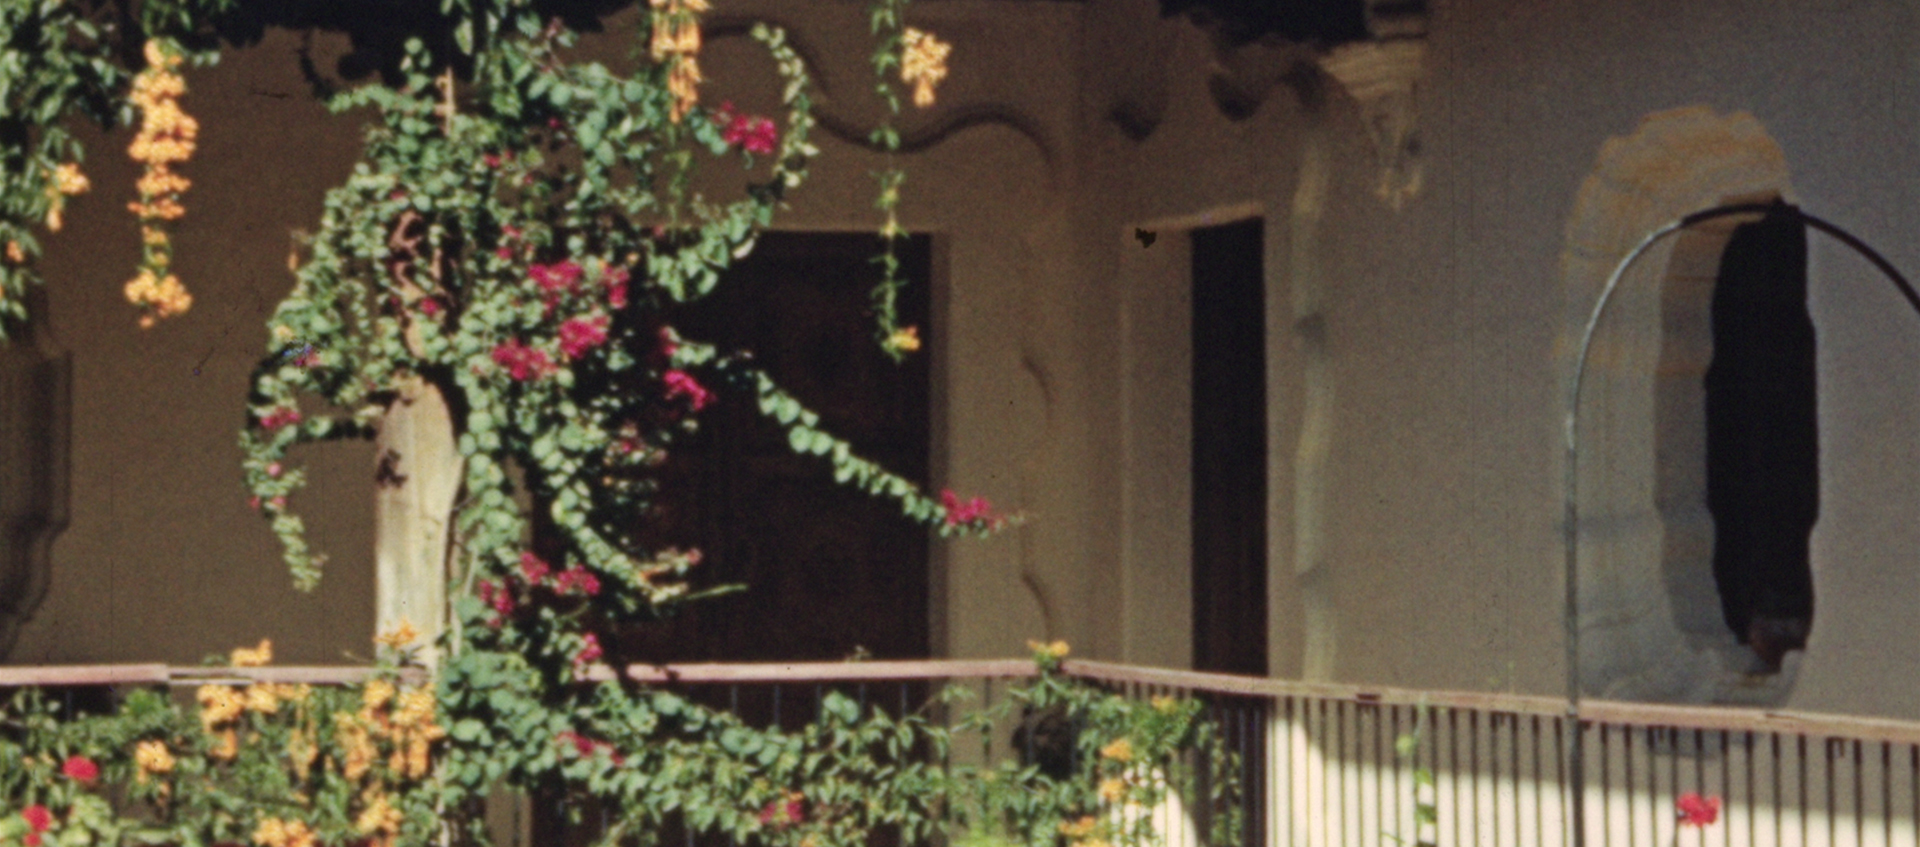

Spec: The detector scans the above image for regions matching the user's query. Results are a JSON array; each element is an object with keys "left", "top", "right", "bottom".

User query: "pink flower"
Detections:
[
  {"left": 248, "top": 496, "right": 261, "bottom": 511},
  {"left": 502, "top": 225, "right": 522, "bottom": 240},
  {"left": 518, "top": 552, "right": 551, "bottom": 586},
  {"left": 260, "top": 408, "right": 303, "bottom": 431},
  {"left": 559, "top": 316, "right": 609, "bottom": 359},
  {"left": 758, "top": 796, "right": 803, "bottom": 827},
  {"left": 554, "top": 566, "right": 601, "bottom": 597},
  {"left": 496, "top": 247, "right": 513, "bottom": 261},
  {"left": 722, "top": 112, "right": 778, "bottom": 155},
  {"left": 658, "top": 327, "right": 678, "bottom": 358},
  {"left": 482, "top": 153, "right": 501, "bottom": 168},
  {"left": 22, "top": 805, "right": 51, "bottom": 833},
  {"left": 1676, "top": 792, "right": 1720, "bottom": 827},
  {"left": 557, "top": 731, "right": 598, "bottom": 757},
  {"left": 419, "top": 297, "right": 444, "bottom": 317},
  {"left": 62, "top": 755, "right": 99, "bottom": 784},
  {"left": 490, "top": 339, "right": 555, "bottom": 381},
  {"left": 478, "top": 580, "right": 514, "bottom": 615},
  {"left": 530, "top": 260, "right": 584, "bottom": 296},
  {"left": 575, "top": 632, "right": 603, "bottom": 666},
  {"left": 940, "top": 489, "right": 995, "bottom": 527},
  {"left": 604, "top": 267, "right": 630, "bottom": 310},
  {"left": 269, "top": 495, "right": 287, "bottom": 510},
  {"left": 266, "top": 462, "right": 282, "bottom": 478},
  {"left": 662, "top": 370, "right": 713, "bottom": 411}
]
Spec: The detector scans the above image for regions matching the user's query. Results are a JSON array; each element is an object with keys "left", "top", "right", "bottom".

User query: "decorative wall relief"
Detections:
[
  {"left": 1317, "top": 37, "right": 1424, "bottom": 211},
  {"left": 0, "top": 286, "right": 71, "bottom": 660}
]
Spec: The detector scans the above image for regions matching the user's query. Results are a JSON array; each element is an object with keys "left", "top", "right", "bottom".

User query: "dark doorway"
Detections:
[
  {"left": 1190, "top": 219, "right": 1268, "bottom": 677},
  {"left": 617, "top": 232, "right": 934, "bottom": 665},
  {"left": 1704, "top": 203, "right": 1817, "bottom": 673}
]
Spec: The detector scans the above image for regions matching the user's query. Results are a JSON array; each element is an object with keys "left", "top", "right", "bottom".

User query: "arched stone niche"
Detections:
[{"left": 1560, "top": 106, "right": 1803, "bottom": 704}]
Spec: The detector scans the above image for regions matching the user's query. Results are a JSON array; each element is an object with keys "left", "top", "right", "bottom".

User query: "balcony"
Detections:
[{"left": 7, "top": 659, "right": 1917, "bottom": 847}]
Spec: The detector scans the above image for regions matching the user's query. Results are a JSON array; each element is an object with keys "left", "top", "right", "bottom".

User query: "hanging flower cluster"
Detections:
[
  {"left": 940, "top": 488, "right": 1003, "bottom": 529},
  {"left": 44, "top": 162, "right": 89, "bottom": 233},
  {"left": 649, "top": 0, "right": 709, "bottom": 122},
  {"left": 124, "top": 38, "right": 198, "bottom": 328},
  {"left": 900, "top": 27, "right": 951, "bottom": 108}
]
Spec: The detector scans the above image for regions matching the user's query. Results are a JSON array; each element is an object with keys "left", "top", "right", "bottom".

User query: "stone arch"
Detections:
[{"left": 1559, "top": 105, "right": 1802, "bottom": 704}]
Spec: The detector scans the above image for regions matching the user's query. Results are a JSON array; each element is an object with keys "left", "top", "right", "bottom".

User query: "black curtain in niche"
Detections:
[
  {"left": 1191, "top": 219, "right": 1268, "bottom": 677},
  {"left": 1704, "top": 203, "right": 1818, "bottom": 672}
]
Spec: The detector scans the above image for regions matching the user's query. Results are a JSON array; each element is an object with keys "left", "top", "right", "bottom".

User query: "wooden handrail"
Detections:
[{"left": 8, "top": 658, "right": 1920, "bottom": 745}]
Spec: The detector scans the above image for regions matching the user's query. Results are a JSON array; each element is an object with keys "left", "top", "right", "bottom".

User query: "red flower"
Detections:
[
  {"left": 604, "top": 267, "right": 630, "bottom": 310},
  {"left": 490, "top": 339, "right": 555, "bottom": 381},
  {"left": 722, "top": 112, "right": 778, "bottom": 155},
  {"left": 496, "top": 247, "right": 513, "bottom": 261},
  {"left": 21, "top": 805, "right": 51, "bottom": 833},
  {"left": 559, "top": 316, "right": 610, "bottom": 359},
  {"left": 1676, "top": 792, "right": 1720, "bottom": 827},
  {"left": 518, "top": 552, "right": 552, "bottom": 586},
  {"left": 554, "top": 566, "right": 601, "bottom": 597},
  {"left": 483, "top": 153, "right": 501, "bottom": 168},
  {"left": 260, "top": 408, "right": 303, "bottom": 431},
  {"left": 574, "top": 632, "right": 603, "bottom": 666},
  {"left": 25, "top": 835, "right": 40, "bottom": 847},
  {"left": 658, "top": 327, "right": 679, "bottom": 358},
  {"left": 940, "top": 489, "right": 995, "bottom": 527},
  {"left": 662, "top": 370, "right": 713, "bottom": 411},
  {"left": 758, "top": 795, "right": 804, "bottom": 827},
  {"left": 478, "top": 580, "right": 514, "bottom": 615},
  {"left": 530, "top": 260, "right": 584, "bottom": 296},
  {"left": 248, "top": 496, "right": 262, "bottom": 511},
  {"left": 62, "top": 754, "right": 99, "bottom": 784},
  {"left": 419, "top": 297, "right": 444, "bottom": 317},
  {"left": 269, "top": 495, "right": 287, "bottom": 511}
]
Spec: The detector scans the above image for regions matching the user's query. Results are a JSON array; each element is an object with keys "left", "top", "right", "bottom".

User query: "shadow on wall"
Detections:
[{"left": 0, "top": 286, "right": 71, "bottom": 660}]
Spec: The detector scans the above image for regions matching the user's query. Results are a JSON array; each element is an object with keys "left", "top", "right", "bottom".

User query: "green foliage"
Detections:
[
  {"left": 0, "top": 0, "right": 123, "bottom": 335},
  {"left": 2, "top": 645, "right": 1243, "bottom": 847}
]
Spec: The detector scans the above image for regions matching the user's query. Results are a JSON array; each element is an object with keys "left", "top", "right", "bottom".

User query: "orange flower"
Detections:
[{"left": 900, "top": 28, "right": 951, "bottom": 108}]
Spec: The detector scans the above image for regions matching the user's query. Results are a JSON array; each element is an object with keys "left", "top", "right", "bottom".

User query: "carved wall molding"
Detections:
[{"left": 708, "top": 19, "right": 1059, "bottom": 174}]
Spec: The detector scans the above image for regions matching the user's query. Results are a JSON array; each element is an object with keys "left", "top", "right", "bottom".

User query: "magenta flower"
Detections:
[
  {"left": 559, "top": 316, "right": 610, "bottom": 359},
  {"left": 62, "top": 755, "right": 99, "bottom": 784},
  {"left": 1676, "top": 792, "right": 1720, "bottom": 827},
  {"left": 530, "top": 260, "right": 584, "bottom": 296},
  {"left": 575, "top": 632, "right": 603, "bottom": 666},
  {"left": 260, "top": 408, "right": 303, "bottom": 431},
  {"left": 518, "top": 552, "right": 552, "bottom": 585},
  {"left": 662, "top": 370, "right": 714, "bottom": 411},
  {"left": 554, "top": 566, "right": 602, "bottom": 597},
  {"left": 491, "top": 339, "right": 555, "bottom": 381},
  {"left": 940, "top": 489, "right": 995, "bottom": 527},
  {"left": 604, "top": 266, "right": 630, "bottom": 310}
]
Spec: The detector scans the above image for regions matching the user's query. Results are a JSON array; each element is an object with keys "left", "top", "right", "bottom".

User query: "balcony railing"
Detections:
[{"left": 7, "top": 660, "right": 1918, "bottom": 846}]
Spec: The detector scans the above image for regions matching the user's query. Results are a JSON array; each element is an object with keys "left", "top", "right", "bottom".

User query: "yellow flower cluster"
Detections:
[
  {"left": 125, "top": 39, "right": 198, "bottom": 328},
  {"left": 133, "top": 739, "right": 175, "bottom": 781},
  {"left": 1059, "top": 816, "right": 1097, "bottom": 838},
  {"left": 375, "top": 619, "right": 419, "bottom": 649},
  {"left": 253, "top": 817, "right": 316, "bottom": 847},
  {"left": 648, "top": 0, "right": 709, "bottom": 122},
  {"left": 1026, "top": 639, "right": 1070, "bottom": 659},
  {"left": 44, "top": 162, "right": 90, "bottom": 232},
  {"left": 335, "top": 679, "right": 445, "bottom": 784},
  {"left": 1099, "top": 777, "right": 1126, "bottom": 802},
  {"left": 1099, "top": 737, "right": 1133, "bottom": 763},
  {"left": 900, "top": 28, "right": 952, "bottom": 108},
  {"left": 355, "top": 792, "right": 404, "bottom": 846},
  {"left": 886, "top": 325, "right": 922, "bottom": 354},
  {"left": 232, "top": 638, "right": 273, "bottom": 667}
]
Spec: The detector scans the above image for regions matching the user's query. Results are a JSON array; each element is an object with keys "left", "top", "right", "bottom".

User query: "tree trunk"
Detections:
[{"left": 373, "top": 373, "right": 464, "bottom": 670}]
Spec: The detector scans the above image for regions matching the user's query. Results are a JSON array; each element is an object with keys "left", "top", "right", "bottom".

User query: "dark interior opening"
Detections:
[
  {"left": 1191, "top": 218, "right": 1268, "bottom": 677},
  {"left": 1705, "top": 202, "right": 1818, "bottom": 673}
]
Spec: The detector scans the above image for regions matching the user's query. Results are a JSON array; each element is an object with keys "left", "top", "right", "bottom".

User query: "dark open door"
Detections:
[{"left": 618, "top": 232, "right": 934, "bottom": 665}]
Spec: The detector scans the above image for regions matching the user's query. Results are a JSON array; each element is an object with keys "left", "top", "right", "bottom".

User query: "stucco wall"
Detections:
[
  {"left": 8, "top": 0, "right": 1920, "bottom": 725},
  {"left": 1078, "top": 0, "right": 1920, "bottom": 719}
]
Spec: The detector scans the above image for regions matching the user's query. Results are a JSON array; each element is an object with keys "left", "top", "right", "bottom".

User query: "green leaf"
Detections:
[
  {"left": 787, "top": 426, "right": 812, "bottom": 453},
  {"left": 807, "top": 430, "right": 833, "bottom": 455}
]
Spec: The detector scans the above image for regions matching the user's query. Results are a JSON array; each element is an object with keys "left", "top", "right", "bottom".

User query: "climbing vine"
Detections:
[{"left": 0, "top": 3, "right": 1230, "bottom": 847}]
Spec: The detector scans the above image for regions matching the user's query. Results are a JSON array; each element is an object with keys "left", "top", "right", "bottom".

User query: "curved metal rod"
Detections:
[{"left": 1561, "top": 201, "right": 1919, "bottom": 847}]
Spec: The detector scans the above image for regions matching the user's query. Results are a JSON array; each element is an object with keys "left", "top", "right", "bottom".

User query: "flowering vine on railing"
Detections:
[{"left": 0, "top": 1, "right": 1035, "bottom": 845}]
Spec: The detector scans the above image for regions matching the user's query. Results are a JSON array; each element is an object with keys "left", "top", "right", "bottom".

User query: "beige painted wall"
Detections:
[{"left": 8, "top": 0, "right": 1920, "bottom": 726}]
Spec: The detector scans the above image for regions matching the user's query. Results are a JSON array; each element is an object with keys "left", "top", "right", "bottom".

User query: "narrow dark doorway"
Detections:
[
  {"left": 617, "top": 232, "right": 934, "bottom": 666},
  {"left": 1705, "top": 203, "right": 1817, "bottom": 673},
  {"left": 1191, "top": 219, "right": 1268, "bottom": 677}
]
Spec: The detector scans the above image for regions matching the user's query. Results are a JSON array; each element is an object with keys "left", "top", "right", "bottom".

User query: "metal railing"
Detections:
[{"left": 7, "top": 660, "right": 1919, "bottom": 846}]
